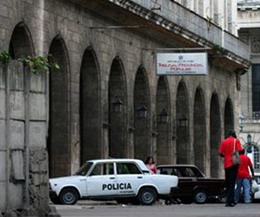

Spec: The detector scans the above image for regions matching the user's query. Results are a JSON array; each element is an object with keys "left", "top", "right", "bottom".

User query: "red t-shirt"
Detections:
[
  {"left": 218, "top": 136, "right": 243, "bottom": 168},
  {"left": 237, "top": 155, "right": 253, "bottom": 178}
]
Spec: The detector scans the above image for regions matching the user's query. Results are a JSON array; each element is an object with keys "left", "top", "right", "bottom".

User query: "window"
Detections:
[
  {"left": 75, "top": 162, "right": 93, "bottom": 176},
  {"left": 116, "top": 163, "right": 142, "bottom": 175},
  {"left": 177, "top": 167, "right": 195, "bottom": 177},
  {"left": 90, "top": 163, "right": 114, "bottom": 176},
  {"left": 252, "top": 64, "right": 260, "bottom": 112}
]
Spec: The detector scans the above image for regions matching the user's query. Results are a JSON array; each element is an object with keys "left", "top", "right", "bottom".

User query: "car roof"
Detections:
[
  {"left": 157, "top": 164, "right": 199, "bottom": 168},
  {"left": 86, "top": 158, "right": 144, "bottom": 163},
  {"left": 85, "top": 158, "right": 149, "bottom": 171}
]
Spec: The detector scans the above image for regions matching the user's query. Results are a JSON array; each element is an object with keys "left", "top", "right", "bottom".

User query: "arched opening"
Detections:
[
  {"left": 48, "top": 36, "right": 70, "bottom": 177},
  {"left": 156, "top": 76, "right": 170, "bottom": 164},
  {"left": 80, "top": 48, "right": 100, "bottom": 164},
  {"left": 108, "top": 57, "right": 127, "bottom": 158},
  {"left": 134, "top": 66, "right": 150, "bottom": 161},
  {"left": 9, "top": 22, "right": 34, "bottom": 58},
  {"left": 210, "top": 93, "right": 221, "bottom": 178},
  {"left": 176, "top": 81, "right": 189, "bottom": 164},
  {"left": 224, "top": 97, "right": 234, "bottom": 138},
  {"left": 194, "top": 87, "right": 206, "bottom": 173}
]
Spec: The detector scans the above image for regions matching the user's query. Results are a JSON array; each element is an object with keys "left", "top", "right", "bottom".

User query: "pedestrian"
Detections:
[
  {"left": 145, "top": 156, "right": 157, "bottom": 174},
  {"left": 234, "top": 149, "right": 254, "bottom": 204},
  {"left": 219, "top": 130, "right": 243, "bottom": 207}
]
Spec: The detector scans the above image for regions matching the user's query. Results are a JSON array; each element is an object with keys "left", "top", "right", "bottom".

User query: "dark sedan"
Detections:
[{"left": 157, "top": 164, "right": 226, "bottom": 204}]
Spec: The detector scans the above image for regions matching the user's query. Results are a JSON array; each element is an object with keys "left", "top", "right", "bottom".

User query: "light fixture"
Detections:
[
  {"left": 158, "top": 108, "right": 169, "bottom": 123},
  {"left": 247, "top": 134, "right": 252, "bottom": 144},
  {"left": 112, "top": 96, "right": 123, "bottom": 112},
  {"left": 247, "top": 133, "right": 252, "bottom": 154},
  {"left": 178, "top": 113, "right": 188, "bottom": 127},
  {"left": 137, "top": 105, "right": 147, "bottom": 118}
]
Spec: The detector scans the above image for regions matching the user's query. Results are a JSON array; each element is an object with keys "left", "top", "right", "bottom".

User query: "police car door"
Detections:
[
  {"left": 115, "top": 162, "right": 144, "bottom": 196},
  {"left": 86, "top": 162, "right": 116, "bottom": 196}
]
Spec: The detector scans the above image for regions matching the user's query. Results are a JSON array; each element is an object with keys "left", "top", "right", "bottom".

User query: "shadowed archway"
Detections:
[
  {"left": 9, "top": 22, "right": 34, "bottom": 58},
  {"left": 224, "top": 97, "right": 234, "bottom": 138},
  {"left": 194, "top": 87, "right": 206, "bottom": 173},
  {"left": 134, "top": 66, "right": 150, "bottom": 161},
  {"left": 80, "top": 47, "right": 100, "bottom": 164},
  {"left": 176, "top": 81, "right": 189, "bottom": 164},
  {"left": 156, "top": 76, "right": 171, "bottom": 164},
  {"left": 108, "top": 57, "right": 127, "bottom": 158},
  {"left": 48, "top": 36, "right": 70, "bottom": 177},
  {"left": 210, "top": 93, "right": 221, "bottom": 178}
]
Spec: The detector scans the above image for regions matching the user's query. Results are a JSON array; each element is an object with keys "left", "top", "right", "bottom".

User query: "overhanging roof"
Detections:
[{"left": 71, "top": 0, "right": 251, "bottom": 73}]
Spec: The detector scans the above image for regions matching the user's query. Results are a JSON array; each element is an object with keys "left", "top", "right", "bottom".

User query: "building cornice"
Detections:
[{"left": 73, "top": 0, "right": 251, "bottom": 71}]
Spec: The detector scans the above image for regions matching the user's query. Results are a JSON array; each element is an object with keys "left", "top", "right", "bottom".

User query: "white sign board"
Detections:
[{"left": 156, "top": 52, "right": 208, "bottom": 75}]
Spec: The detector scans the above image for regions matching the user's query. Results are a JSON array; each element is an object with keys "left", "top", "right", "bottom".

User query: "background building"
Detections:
[
  {"left": 0, "top": 0, "right": 249, "bottom": 216},
  {"left": 237, "top": 0, "right": 260, "bottom": 172}
]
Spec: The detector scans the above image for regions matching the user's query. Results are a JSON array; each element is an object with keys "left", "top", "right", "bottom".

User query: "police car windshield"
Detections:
[{"left": 74, "top": 162, "right": 93, "bottom": 176}]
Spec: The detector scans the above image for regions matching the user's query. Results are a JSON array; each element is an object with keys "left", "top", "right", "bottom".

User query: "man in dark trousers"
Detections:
[{"left": 219, "top": 131, "right": 243, "bottom": 207}]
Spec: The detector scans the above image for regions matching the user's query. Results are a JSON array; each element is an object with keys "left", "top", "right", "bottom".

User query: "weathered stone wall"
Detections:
[{"left": 0, "top": 61, "right": 49, "bottom": 216}]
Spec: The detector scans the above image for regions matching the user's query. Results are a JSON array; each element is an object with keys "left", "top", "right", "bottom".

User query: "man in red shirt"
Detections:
[
  {"left": 234, "top": 149, "right": 254, "bottom": 203},
  {"left": 219, "top": 131, "right": 243, "bottom": 207}
]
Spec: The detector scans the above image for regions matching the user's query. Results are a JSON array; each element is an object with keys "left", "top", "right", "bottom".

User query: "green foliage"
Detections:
[
  {"left": 0, "top": 51, "right": 11, "bottom": 63},
  {"left": 19, "top": 55, "right": 60, "bottom": 74},
  {"left": 0, "top": 51, "right": 60, "bottom": 74}
]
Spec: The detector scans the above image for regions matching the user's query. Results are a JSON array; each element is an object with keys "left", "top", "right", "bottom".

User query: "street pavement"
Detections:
[{"left": 53, "top": 200, "right": 260, "bottom": 217}]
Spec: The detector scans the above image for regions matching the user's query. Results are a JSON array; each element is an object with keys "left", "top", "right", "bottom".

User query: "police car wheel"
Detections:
[
  {"left": 59, "top": 188, "right": 78, "bottom": 205},
  {"left": 138, "top": 187, "right": 157, "bottom": 205},
  {"left": 193, "top": 190, "right": 208, "bottom": 204}
]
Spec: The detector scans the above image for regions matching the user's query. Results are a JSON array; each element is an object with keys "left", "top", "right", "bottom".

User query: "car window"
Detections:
[
  {"left": 90, "top": 163, "right": 114, "bottom": 176},
  {"left": 177, "top": 168, "right": 195, "bottom": 177},
  {"left": 74, "top": 162, "right": 93, "bottom": 176},
  {"left": 116, "top": 162, "right": 142, "bottom": 175},
  {"left": 171, "top": 168, "right": 182, "bottom": 177},
  {"left": 191, "top": 167, "right": 204, "bottom": 177}
]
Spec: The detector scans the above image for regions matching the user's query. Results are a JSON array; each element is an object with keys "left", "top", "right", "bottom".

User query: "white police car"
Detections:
[{"left": 49, "top": 159, "right": 178, "bottom": 205}]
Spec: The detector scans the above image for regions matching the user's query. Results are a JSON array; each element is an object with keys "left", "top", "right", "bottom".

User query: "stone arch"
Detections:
[
  {"left": 176, "top": 80, "right": 189, "bottom": 164},
  {"left": 80, "top": 47, "right": 101, "bottom": 164},
  {"left": 156, "top": 76, "right": 170, "bottom": 164},
  {"left": 134, "top": 66, "right": 150, "bottom": 161},
  {"left": 48, "top": 36, "right": 70, "bottom": 177},
  {"left": 9, "top": 22, "right": 34, "bottom": 58},
  {"left": 193, "top": 87, "right": 206, "bottom": 173},
  {"left": 224, "top": 97, "right": 234, "bottom": 138},
  {"left": 108, "top": 57, "right": 127, "bottom": 158},
  {"left": 210, "top": 92, "right": 221, "bottom": 178}
]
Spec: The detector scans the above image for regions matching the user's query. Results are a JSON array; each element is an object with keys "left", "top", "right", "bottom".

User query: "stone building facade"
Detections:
[
  {"left": 0, "top": 0, "right": 250, "bottom": 216},
  {"left": 237, "top": 0, "right": 260, "bottom": 172}
]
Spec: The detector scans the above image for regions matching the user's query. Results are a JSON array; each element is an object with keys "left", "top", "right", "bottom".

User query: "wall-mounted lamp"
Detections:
[
  {"left": 177, "top": 114, "right": 188, "bottom": 127},
  {"left": 112, "top": 96, "right": 123, "bottom": 112},
  {"left": 247, "top": 133, "right": 252, "bottom": 153},
  {"left": 137, "top": 105, "right": 147, "bottom": 118},
  {"left": 158, "top": 108, "right": 169, "bottom": 123}
]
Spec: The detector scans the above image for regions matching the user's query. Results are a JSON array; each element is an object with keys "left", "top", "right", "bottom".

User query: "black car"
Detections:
[{"left": 157, "top": 164, "right": 226, "bottom": 204}]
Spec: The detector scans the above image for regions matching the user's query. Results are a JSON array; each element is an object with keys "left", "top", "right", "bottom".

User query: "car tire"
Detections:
[
  {"left": 59, "top": 188, "right": 79, "bottom": 205},
  {"left": 138, "top": 187, "right": 157, "bottom": 205},
  {"left": 218, "top": 189, "right": 226, "bottom": 203},
  {"left": 193, "top": 190, "right": 208, "bottom": 204}
]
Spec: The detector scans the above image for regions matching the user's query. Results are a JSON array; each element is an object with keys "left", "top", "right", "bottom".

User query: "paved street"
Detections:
[{"left": 54, "top": 201, "right": 260, "bottom": 217}]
